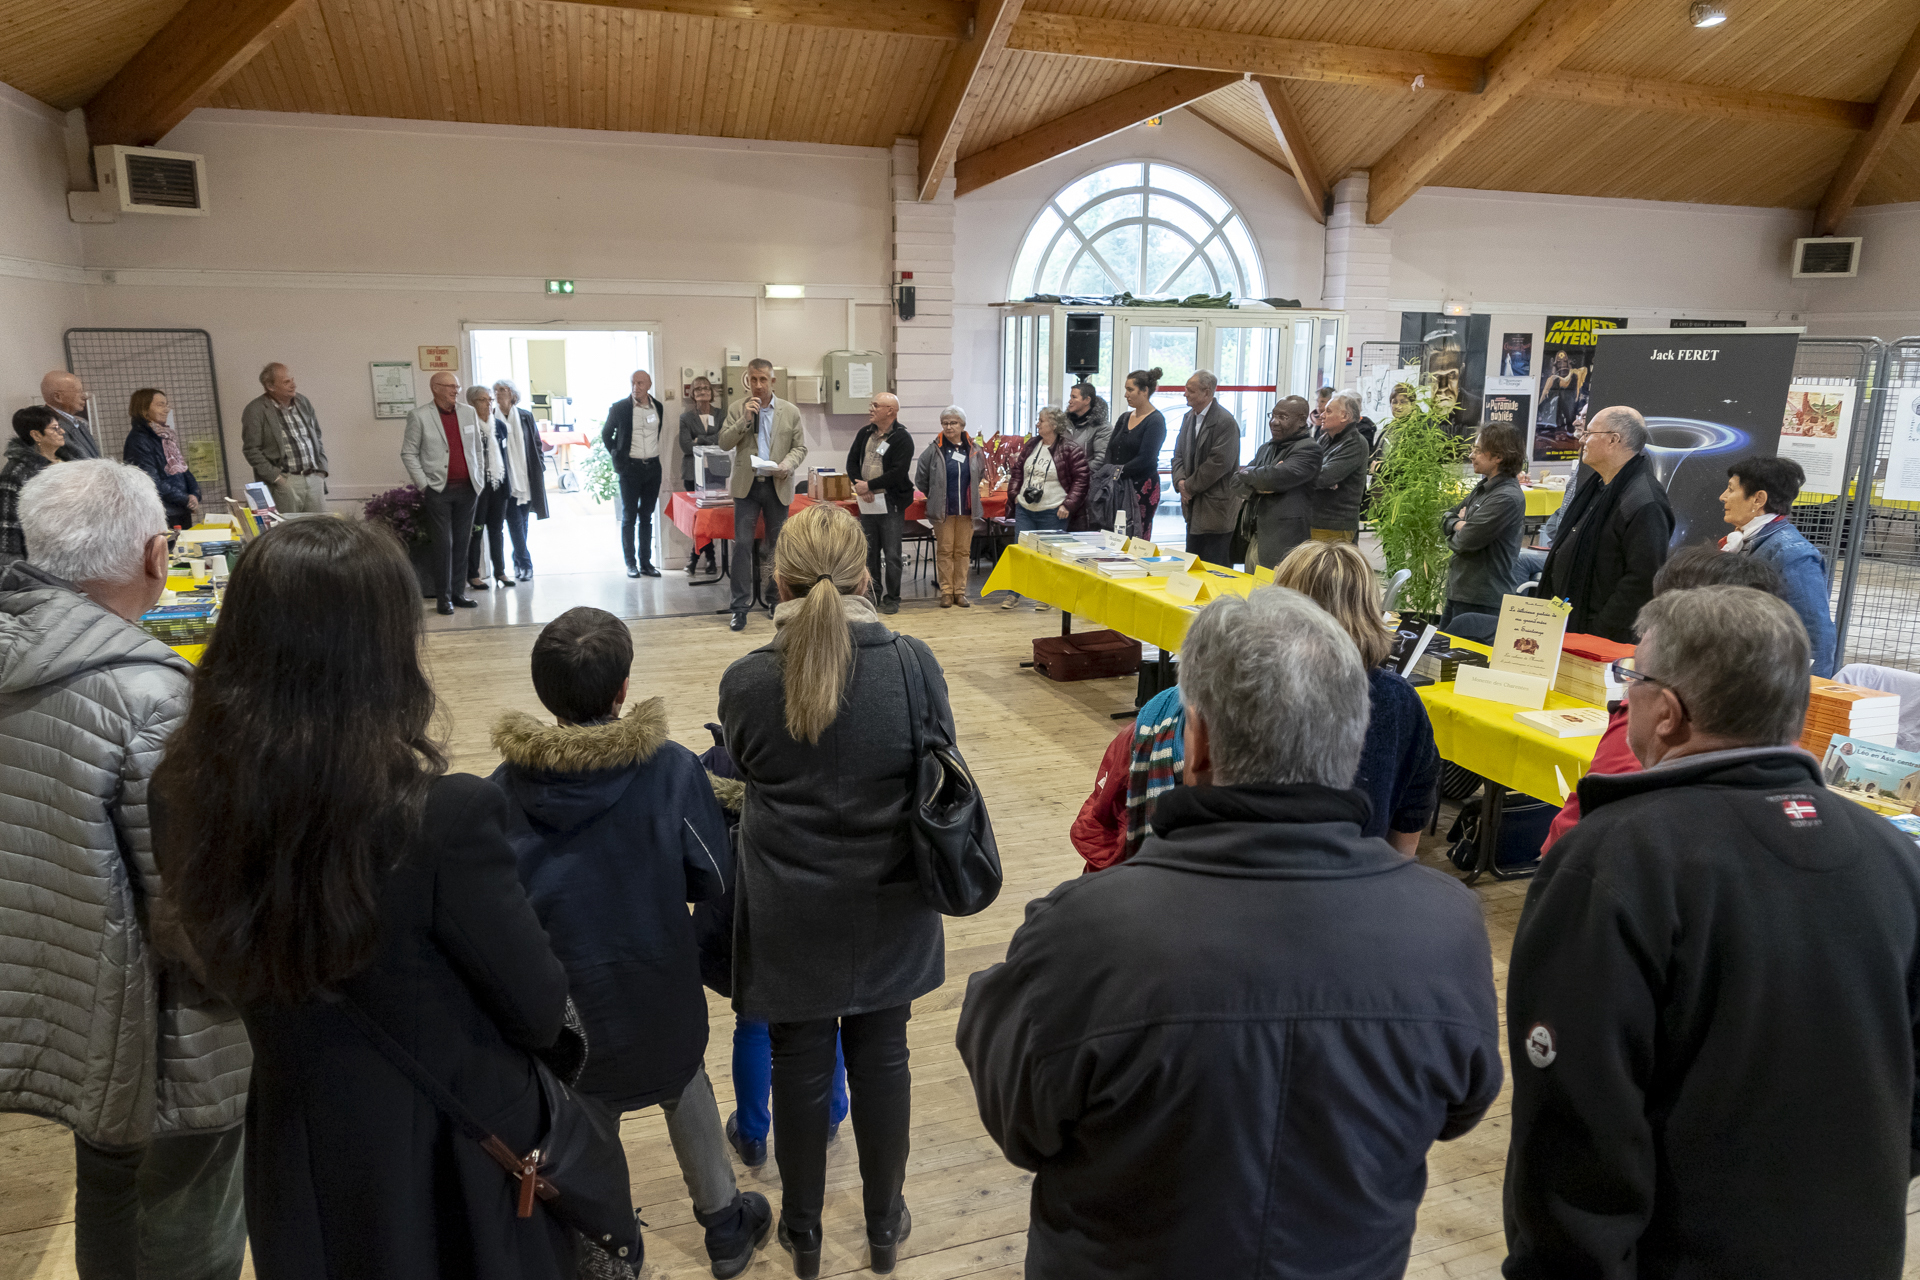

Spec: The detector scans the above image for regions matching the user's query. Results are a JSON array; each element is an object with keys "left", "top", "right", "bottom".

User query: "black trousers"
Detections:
[
  {"left": 74, "top": 1128, "right": 246, "bottom": 1280},
  {"left": 768, "top": 1003, "right": 912, "bottom": 1236},
  {"left": 421, "top": 481, "right": 478, "bottom": 603},
  {"left": 617, "top": 459, "right": 663, "bottom": 571},
  {"left": 467, "top": 483, "right": 511, "bottom": 580},
  {"left": 731, "top": 478, "right": 789, "bottom": 613},
  {"left": 861, "top": 506, "right": 905, "bottom": 604},
  {"left": 1185, "top": 531, "right": 1234, "bottom": 566}
]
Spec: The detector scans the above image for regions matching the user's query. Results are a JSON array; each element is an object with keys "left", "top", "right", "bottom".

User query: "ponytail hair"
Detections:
[
  {"left": 772, "top": 502, "right": 871, "bottom": 743},
  {"left": 1127, "top": 366, "right": 1164, "bottom": 396}
]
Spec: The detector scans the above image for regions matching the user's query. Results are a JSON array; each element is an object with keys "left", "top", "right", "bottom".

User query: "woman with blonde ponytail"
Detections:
[{"left": 716, "top": 501, "right": 950, "bottom": 1278}]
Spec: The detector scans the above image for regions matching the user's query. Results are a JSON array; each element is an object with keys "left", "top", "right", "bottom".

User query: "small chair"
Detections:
[{"left": 1382, "top": 568, "right": 1412, "bottom": 614}]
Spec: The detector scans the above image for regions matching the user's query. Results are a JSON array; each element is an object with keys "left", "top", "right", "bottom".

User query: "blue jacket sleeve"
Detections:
[{"left": 1755, "top": 532, "right": 1836, "bottom": 678}]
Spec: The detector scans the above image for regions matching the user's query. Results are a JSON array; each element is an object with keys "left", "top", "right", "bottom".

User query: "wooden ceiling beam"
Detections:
[
  {"left": 954, "top": 68, "right": 1237, "bottom": 196},
  {"left": 1187, "top": 106, "right": 1295, "bottom": 178},
  {"left": 916, "top": 0, "right": 1025, "bottom": 199},
  {"left": 1534, "top": 71, "right": 1874, "bottom": 129},
  {"left": 575, "top": 0, "right": 973, "bottom": 40},
  {"left": 1006, "top": 12, "right": 1483, "bottom": 94},
  {"left": 84, "top": 0, "right": 312, "bottom": 147},
  {"left": 1815, "top": 18, "right": 1920, "bottom": 235},
  {"left": 1366, "top": 0, "right": 1639, "bottom": 224},
  {"left": 1252, "top": 76, "right": 1328, "bottom": 223}
]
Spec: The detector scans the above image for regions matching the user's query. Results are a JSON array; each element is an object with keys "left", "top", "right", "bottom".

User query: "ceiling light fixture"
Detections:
[
  {"left": 764, "top": 283, "right": 805, "bottom": 299},
  {"left": 1689, "top": 2, "right": 1726, "bottom": 27},
  {"left": 1144, "top": 116, "right": 1163, "bottom": 127}
]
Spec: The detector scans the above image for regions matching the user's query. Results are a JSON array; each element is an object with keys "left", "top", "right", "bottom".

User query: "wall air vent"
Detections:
[
  {"left": 1791, "top": 236, "right": 1860, "bottom": 279},
  {"left": 93, "top": 145, "right": 209, "bottom": 216}
]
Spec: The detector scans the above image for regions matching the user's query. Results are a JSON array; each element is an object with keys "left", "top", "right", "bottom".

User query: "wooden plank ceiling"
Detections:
[{"left": 3, "top": 0, "right": 1919, "bottom": 219}]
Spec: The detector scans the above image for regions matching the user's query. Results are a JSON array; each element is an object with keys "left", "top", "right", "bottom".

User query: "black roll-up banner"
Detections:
[{"left": 1587, "top": 329, "right": 1799, "bottom": 546}]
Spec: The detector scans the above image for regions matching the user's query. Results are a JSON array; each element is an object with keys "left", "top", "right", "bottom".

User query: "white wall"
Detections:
[
  {"left": 952, "top": 110, "right": 1327, "bottom": 425},
  {"left": 70, "top": 110, "right": 899, "bottom": 500},
  {"left": 0, "top": 82, "right": 89, "bottom": 410},
  {"left": 1802, "top": 200, "right": 1920, "bottom": 340}
]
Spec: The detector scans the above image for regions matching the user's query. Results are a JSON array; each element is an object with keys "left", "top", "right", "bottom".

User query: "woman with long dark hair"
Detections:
[
  {"left": 155, "top": 517, "right": 578, "bottom": 1280},
  {"left": 1107, "top": 367, "right": 1167, "bottom": 540}
]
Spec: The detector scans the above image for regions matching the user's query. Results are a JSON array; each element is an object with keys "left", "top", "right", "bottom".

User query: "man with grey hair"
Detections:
[
  {"left": 241, "top": 362, "right": 329, "bottom": 513},
  {"left": 40, "top": 369, "right": 101, "bottom": 460},
  {"left": 1504, "top": 585, "right": 1920, "bottom": 1280},
  {"left": 958, "top": 587, "right": 1501, "bottom": 1279},
  {"left": 1537, "top": 403, "right": 1672, "bottom": 641},
  {"left": 1169, "top": 369, "right": 1240, "bottom": 565},
  {"left": 0, "top": 460, "right": 250, "bottom": 1279},
  {"left": 1310, "top": 388, "right": 1372, "bottom": 543}
]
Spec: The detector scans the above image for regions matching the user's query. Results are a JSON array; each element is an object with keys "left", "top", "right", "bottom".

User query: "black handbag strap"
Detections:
[
  {"left": 332, "top": 994, "right": 493, "bottom": 1145},
  {"left": 892, "top": 637, "right": 939, "bottom": 757}
]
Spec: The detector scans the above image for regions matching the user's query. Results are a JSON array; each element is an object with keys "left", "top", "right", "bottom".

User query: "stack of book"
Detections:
[
  {"left": 1801, "top": 678, "right": 1901, "bottom": 757},
  {"left": 1056, "top": 543, "right": 1105, "bottom": 564},
  {"left": 141, "top": 600, "right": 219, "bottom": 645},
  {"left": 1134, "top": 556, "right": 1184, "bottom": 576},
  {"left": 1022, "top": 532, "right": 1079, "bottom": 555},
  {"left": 1414, "top": 645, "right": 1490, "bottom": 684},
  {"left": 1092, "top": 555, "right": 1146, "bottom": 579},
  {"left": 1557, "top": 633, "right": 1634, "bottom": 705}
]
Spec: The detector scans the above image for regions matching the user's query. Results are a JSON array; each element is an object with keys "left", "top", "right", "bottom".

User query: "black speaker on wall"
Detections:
[{"left": 1065, "top": 313, "right": 1101, "bottom": 377}]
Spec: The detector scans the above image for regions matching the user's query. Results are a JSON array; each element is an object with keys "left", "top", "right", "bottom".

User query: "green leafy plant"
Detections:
[
  {"left": 1372, "top": 385, "right": 1467, "bottom": 616},
  {"left": 579, "top": 441, "right": 620, "bottom": 504}
]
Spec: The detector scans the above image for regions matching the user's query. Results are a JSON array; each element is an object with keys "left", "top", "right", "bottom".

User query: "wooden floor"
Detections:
[{"left": 4, "top": 593, "right": 1920, "bottom": 1278}]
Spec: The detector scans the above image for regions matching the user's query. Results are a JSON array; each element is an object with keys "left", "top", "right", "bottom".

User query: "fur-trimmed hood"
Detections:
[
  {"left": 492, "top": 697, "right": 668, "bottom": 772},
  {"left": 490, "top": 699, "right": 671, "bottom": 834}
]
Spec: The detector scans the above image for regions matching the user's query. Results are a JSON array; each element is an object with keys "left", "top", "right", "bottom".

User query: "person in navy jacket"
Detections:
[
  {"left": 1718, "top": 455, "right": 1837, "bottom": 676},
  {"left": 490, "top": 606, "right": 770, "bottom": 1278},
  {"left": 122, "top": 388, "right": 200, "bottom": 528}
]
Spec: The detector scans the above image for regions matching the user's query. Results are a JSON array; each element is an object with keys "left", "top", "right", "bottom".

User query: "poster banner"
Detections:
[
  {"left": 1780, "top": 379, "right": 1857, "bottom": 494},
  {"left": 1588, "top": 329, "right": 1798, "bottom": 545},
  {"left": 1483, "top": 391, "right": 1532, "bottom": 434},
  {"left": 1401, "top": 312, "right": 1490, "bottom": 430},
  {"left": 1499, "top": 332, "right": 1533, "bottom": 377},
  {"left": 1884, "top": 383, "right": 1920, "bottom": 504},
  {"left": 1536, "top": 316, "right": 1626, "bottom": 461}
]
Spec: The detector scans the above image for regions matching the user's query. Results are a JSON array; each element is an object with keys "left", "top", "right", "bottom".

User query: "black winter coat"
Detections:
[
  {"left": 717, "top": 610, "right": 947, "bottom": 1023},
  {"left": 123, "top": 420, "right": 201, "bottom": 528},
  {"left": 490, "top": 700, "right": 732, "bottom": 1112},
  {"left": 506, "top": 406, "right": 550, "bottom": 520},
  {"left": 846, "top": 423, "right": 916, "bottom": 511},
  {"left": 1504, "top": 746, "right": 1920, "bottom": 1280},
  {"left": 1239, "top": 431, "right": 1323, "bottom": 566},
  {"left": 1537, "top": 453, "right": 1673, "bottom": 642},
  {"left": 239, "top": 775, "right": 575, "bottom": 1280},
  {"left": 958, "top": 783, "right": 1502, "bottom": 1280},
  {"left": 601, "top": 395, "right": 667, "bottom": 473},
  {"left": 1310, "top": 423, "right": 1371, "bottom": 532}
]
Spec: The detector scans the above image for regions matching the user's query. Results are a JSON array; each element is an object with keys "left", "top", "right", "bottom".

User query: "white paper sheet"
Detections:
[
  {"left": 1780, "top": 378, "right": 1857, "bottom": 492},
  {"left": 857, "top": 491, "right": 888, "bottom": 515},
  {"left": 848, "top": 362, "right": 873, "bottom": 399}
]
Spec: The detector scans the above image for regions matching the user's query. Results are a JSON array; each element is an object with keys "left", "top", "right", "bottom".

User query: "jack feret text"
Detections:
[{"left": 1649, "top": 349, "right": 1720, "bottom": 361}]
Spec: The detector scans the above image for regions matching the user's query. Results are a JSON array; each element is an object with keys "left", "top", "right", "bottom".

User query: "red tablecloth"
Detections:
[
  {"left": 669, "top": 488, "right": 1012, "bottom": 552},
  {"left": 540, "top": 429, "right": 592, "bottom": 448}
]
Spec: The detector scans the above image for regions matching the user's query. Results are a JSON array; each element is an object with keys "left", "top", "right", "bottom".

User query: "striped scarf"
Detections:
[
  {"left": 1123, "top": 685, "right": 1187, "bottom": 860},
  {"left": 150, "top": 422, "right": 189, "bottom": 475}
]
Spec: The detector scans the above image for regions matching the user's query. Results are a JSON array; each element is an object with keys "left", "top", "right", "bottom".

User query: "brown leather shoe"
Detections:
[{"left": 938, "top": 596, "right": 953, "bottom": 608}]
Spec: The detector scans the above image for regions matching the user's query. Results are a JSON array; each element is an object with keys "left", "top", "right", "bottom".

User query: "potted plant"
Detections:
[
  {"left": 579, "top": 441, "right": 620, "bottom": 505},
  {"left": 1370, "top": 384, "right": 1466, "bottom": 624},
  {"left": 363, "top": 485, "right": 436, "bottom": 598}
]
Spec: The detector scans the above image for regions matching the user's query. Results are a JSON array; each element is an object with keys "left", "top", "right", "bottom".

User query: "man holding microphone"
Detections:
[{"left": 718, "top": 359, "right": 807, "bottom": 632}]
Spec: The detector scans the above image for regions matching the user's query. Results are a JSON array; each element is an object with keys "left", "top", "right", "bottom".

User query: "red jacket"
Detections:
[
  {"left": 1009, "top": 435, "right": 1089, "bottom": 528},
  {"left": 1540, "top": 706, "right": 1637, "bottom": 854},
  {"left": 1070, "top": 724, "right": 1134, "bottom": 873}
]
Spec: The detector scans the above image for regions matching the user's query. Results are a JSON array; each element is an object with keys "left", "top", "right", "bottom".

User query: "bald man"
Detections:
[
  {"left": 847, "top": 392, "right": 914, "bottom": 614},
  {"left": 401, "top": 371, "right": 488, "bottom": 614},
  {"left": 39, "top": 371, "right": 100, "bottom": 460},
  {"left": 600, "top": 369, "right": 667, "bottom": 578}
]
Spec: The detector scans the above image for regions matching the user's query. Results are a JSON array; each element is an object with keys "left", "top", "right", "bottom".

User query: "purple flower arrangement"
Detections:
[{"left": 363, "top": 484, "right": 427, "bottom": 546}]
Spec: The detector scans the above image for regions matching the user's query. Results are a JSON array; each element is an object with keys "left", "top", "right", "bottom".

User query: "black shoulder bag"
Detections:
[
  {"left": 335, "top": 995, "right": 643, "bottom": 1266},
  {"left": 893, "top": 637, "right": 1002, "bottom": 916}
]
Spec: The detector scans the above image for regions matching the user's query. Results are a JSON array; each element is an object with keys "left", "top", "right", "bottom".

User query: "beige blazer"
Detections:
[{"left": 717, "top": 396, "right": 808, "bottom": 503}]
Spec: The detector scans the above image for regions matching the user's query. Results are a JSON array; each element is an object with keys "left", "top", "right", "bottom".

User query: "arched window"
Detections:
[{"left": 1008, "top": 162, "right": 1265, "bottom": 302}]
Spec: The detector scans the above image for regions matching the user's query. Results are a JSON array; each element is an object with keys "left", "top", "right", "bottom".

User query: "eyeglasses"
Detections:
[
  {"left": 1575, "top": 428, "right": 1620, "bottom": 441},
  {"left": 1612, "top": 655, "right": 1688, "bottom": 714}
]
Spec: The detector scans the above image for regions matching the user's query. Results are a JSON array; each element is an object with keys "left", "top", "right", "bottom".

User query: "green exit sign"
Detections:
[{"left": 546, "top": 279, "right": 575, "bottom": 296}]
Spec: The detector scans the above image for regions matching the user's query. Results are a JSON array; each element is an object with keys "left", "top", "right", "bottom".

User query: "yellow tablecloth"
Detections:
[
  {"left": 1797, "top": 479, "right": 1920, "bottom": 514},
  {"left": 168, "top": 643, "right": 207, "bottom": 663},
  {"left": 1522, "top": 486, "right": 1565, "bottom": 518},
  {"left": 979, "top": 545, "right": 1265, "bottom": 655},
  {"left": 1415, "top": 681, "right": 1603, "bottom": 807}
]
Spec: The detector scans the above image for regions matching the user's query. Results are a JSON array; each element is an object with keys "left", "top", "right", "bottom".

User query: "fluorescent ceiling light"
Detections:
[
  {"left": 1689, "top": 3, "right": 1726, "bottom": 27},
  {"left": 764, "top": 284, "right": 806, "bottom": 299}
]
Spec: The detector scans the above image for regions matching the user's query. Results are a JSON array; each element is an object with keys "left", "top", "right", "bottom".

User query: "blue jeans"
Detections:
[
  {"left": 732, "top": 1015, "right": 846, "bottom": 1142},
  {"left": 1013, "top": 505, "right": 1064, "bottom": 536}
]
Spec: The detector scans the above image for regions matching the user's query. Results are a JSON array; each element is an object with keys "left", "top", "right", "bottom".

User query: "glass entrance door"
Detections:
[
  {"left": 1125, "top": 324, "right": 1198, "bottom": 476},
  {"left": 1212, "top": 326, "right": 1282, "bottom": 464}
]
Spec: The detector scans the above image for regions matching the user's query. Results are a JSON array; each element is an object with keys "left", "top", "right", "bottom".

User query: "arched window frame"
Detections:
[{"left": 1007, "top": 161, "right": 1266, "bottom": 302}]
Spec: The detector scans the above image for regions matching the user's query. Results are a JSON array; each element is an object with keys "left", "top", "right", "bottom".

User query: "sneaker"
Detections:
[
  {"left": 697, "top": 1191, "right": 771, "bottom": 1280},
  {"left": 725, "top": 1111, "right": 766, "bottom": 1167},
  {"left": 1034, "top": 602, "right": 1051, "bottom": 612},
  {"left": 1000, "top": 595, "right": 1018, "bottom": 610}
]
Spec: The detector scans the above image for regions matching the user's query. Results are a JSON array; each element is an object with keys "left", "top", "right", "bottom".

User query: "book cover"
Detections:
[
  {"left": 1515, "top": 706, "right": 1610, "bottom": 738},
  {"left": 1820, "top": 736, "right": 1920, "bottom": 812},
  {"left": 1490, "top": 595, "right": 1572, "bottom": 685}
]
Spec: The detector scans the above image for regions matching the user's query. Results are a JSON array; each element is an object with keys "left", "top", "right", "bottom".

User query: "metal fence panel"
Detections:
[
  {"left": 1833, "top": 337, "right": 1920, "bottom": 672},
  {"left": 64, "top": 328, "right": 232, "bottom": 505}
]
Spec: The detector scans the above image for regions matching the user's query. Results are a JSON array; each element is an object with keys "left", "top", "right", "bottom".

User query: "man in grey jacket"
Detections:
[
  {"left": 0, "top": 460, "right": 250, "bottom": 1280},
  {"left": 241, "top": 362, "right": 330, "bottom": 514},
  {"left": 40, "top": 369, "right": 101, "bottom": 460},
  {"left": 1170, "top": 371, "right": 1241, "bottom": 565},
  {"left": 401, "top": 371, "right": 493, "bottom": 614},
  {"left": 1311, "top": 389, "right": 1372, "bottom": 543}
]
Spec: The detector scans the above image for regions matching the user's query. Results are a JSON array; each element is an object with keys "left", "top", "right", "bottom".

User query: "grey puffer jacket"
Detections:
[{"left": 0, "top": 561, "right": 250, "bottom": 1148}]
